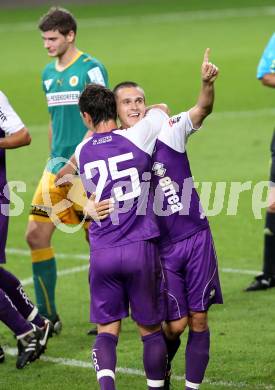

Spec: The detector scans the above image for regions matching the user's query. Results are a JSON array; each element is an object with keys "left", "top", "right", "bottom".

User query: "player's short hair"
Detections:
[
  {"left": 79, "top": 84, "right": 117, "bottom": 126},
  {"left": 38, "top": 7, "right": 77, "bottom": 35},
  {"left": 113, "top": 81, "right": 145, "bottom": 100}
]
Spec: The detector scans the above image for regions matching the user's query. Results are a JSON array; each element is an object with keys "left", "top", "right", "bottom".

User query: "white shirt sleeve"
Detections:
[
  {"left": 114, "top": 108, "right": 169, "bottom": 155},
  {"left": 0, "top": 91, "right": 25, "bottom": 135},
  {"left": 87, "top": 67, "right": 106, "bottom": 86},
  {"left": 157, "top": 111, "right": 200, "bottom": 153},
  {"left": 75, "top": 136, "right": 93, "bottom": 168}
]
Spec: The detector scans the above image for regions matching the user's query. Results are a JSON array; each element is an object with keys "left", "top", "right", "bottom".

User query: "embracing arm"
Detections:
[
  {"left": 189, "top": 48, "right": 219, "bottom": 129},
  {"left": 0, "top": 127, "right": 31, "bottom": 149}
]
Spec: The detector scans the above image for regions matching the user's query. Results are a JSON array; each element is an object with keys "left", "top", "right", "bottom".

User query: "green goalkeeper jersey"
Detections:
[{"left": 42, "top": 51, "right": 108, "bottom": 174}]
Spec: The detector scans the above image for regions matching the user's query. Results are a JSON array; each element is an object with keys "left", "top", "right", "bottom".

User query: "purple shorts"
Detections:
[
  {"left": 160, "top": 227, "right": 223, "bottom": 321},
  {"left": 0, "top": 193, "right": 9, "bottom": 263},
  {"left": 89, "top": 240, "right": 165, "bottom": 326}
]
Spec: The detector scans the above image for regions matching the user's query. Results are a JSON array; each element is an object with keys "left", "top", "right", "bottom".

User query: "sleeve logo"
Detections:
[
  {"left": 44, "top": 79, "right": 53, "bottom": 91},
  {"left": 168, "top": 116, "right": 181, "bottom": 127},
  {"left": 87, "top": 67, "right": 105, "bottom": 86},
  {"left": 152, "top": 162, "right": 166, "bottom": 177}
]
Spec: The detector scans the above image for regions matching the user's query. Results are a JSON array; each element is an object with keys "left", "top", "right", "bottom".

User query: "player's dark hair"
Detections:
[
  {"left": 113, "top": 81, "right": 145, "bottom": 100},
  {"left": 38, "top": 7, "right": 77, "bottom": 35},
  {"left": 79, "top": 84, "right": 117, "bottom": 127}
]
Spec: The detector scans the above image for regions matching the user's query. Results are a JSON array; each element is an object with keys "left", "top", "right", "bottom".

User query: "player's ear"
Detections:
[
  {"left": 81, "top": 112, "right": 92, "bottom": 128},
  {"left": 83, "top": 112, "right": 89, "bottom": 119},
  {"left": 66, "top": 30, "right": 75, "bottom": 43}
]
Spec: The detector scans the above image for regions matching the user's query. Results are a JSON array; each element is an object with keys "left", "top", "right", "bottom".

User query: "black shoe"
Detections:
[
  {"left": 17, "top": 319, "right": 52, "bottom": 360},
  {"left": 36, "top": 319, "right": 52, "bottom": 358},
  {"left": 16, "top": 325, "right": 44, "bottom": 369},
  {"left": 39, "top": 315, "right": 61, "bottom": 336},
  {"left": 87, "top": 327, "right": 97, "bottom": 336},
  {"left": 0, "top": 345, "right": 5, "bottom": 363},
  {"left": 244, "top": 273, "right": 275, "bottom": 291},
  {"left": 17, "top": 321, "right": 52, "bottom": 368}
]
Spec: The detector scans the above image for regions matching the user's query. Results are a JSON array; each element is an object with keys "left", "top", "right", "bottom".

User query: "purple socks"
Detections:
[
  {"left": 0, "top": 288, "right": 32, "bottom": 336},
  {"left": 92, "top": 332, "right": 118, "bottom": 390},
  {"left": 92, "top": 330, "right": 167, "bottom": 389},
  {"left": 0, "top": 267, "right": 44, "bottom": 327},
  {"left": 142, "top": 330, "right": 167, "bottom": 390},
  {"left": 185, "top": 329, "right": 210, "bottom": 389}
]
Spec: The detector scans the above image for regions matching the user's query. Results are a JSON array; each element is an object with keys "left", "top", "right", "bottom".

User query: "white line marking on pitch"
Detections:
[
  {"left": 4, "top": 348, "right": 272, "bottom": 389},
  {"left": 221, "top": 268, "right": 258, "bottom": 276},
  {"left": 21, "top": 265, "right": 89, "bottom": 287},
  {"left": 0, "top": 6, "right": 275, "bottom": 32},
  {"left": 6, "top": 248, "right": 88, "bottom": 261}
]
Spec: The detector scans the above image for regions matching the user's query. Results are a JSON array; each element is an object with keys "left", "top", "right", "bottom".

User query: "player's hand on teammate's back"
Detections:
[
  {"left": 201, "top": 48, "right": 219, "bottom": 83},
  {"left": 84, "top": 193, "right": 114, "bottom": 221}
]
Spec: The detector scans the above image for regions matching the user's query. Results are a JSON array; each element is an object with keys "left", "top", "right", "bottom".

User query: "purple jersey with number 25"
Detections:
[{"left": 76, "top": 108, "right": 168, "bottom": 249}]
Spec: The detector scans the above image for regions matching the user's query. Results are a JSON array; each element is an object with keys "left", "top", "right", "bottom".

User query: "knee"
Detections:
[
  {"left": 188, "top": 312, "right": 208, "bottom": 332},
  {"left": 25, "top": 225, "right": 45, "bottom": 250},
  {"left": 164, "top": 317, "right": 188, "bottom": 340},
  {"left": 138, "top": 324, "right": 161, "bottom": 337},
  {"left": 25, "top": 229, "right": 38, "bottom": 249},
  {"left": 98, "top": 321, "right": 121, "bottom": 337}
]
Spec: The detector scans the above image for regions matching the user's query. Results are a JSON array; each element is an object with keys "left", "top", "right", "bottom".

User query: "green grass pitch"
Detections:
[{"left": 1, "top": 0, "right": 275, "bottom": 388}]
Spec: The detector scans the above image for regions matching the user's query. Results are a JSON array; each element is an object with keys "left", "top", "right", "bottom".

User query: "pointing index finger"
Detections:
[{"left": 203, "top": 48, "right": 210, "bottom": 63}]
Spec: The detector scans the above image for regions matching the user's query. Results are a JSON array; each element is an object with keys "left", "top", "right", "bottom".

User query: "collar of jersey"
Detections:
[
  {"left": 93, "top": 129, "right": 118, "bottom": 136},
  {"left": 55, "top": 50, "right": 83, "bottom": 72}
]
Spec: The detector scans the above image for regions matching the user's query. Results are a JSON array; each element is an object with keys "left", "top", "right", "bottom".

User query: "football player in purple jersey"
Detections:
[
  {"left": 89, "top": 49, "right": 222, "bottom": 390},
  {"left": 75, "top": 85, "right": 169, "bottom": 390},
  {"left": 0, "top": 91, "right": 51, "bottom": 367}
]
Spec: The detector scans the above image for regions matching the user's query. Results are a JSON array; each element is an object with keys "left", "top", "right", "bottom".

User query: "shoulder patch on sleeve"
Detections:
[{"left": 87, "top": 67, "right": 106, "bottom": 86}]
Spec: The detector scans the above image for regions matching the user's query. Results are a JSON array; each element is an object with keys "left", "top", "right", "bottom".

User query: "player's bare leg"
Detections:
[
  {"left": 163, "top": 316, "right": 188, "bottom": 339},
  {"left": 25, "top": 220, "right": 61, "bottom": 329}
]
